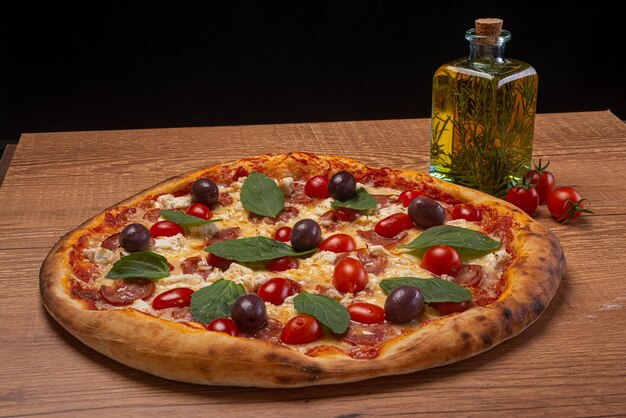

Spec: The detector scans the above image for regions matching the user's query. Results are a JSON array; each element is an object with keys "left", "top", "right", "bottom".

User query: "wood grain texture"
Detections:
[{"left": 1, "top": 111, "right": 625, "bottom": 417}]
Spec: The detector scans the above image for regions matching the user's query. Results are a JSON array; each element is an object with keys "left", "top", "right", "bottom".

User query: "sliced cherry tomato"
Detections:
[
  {"left": 506, "top": 185, "right": 539, "bottom": 216},
  {"left": 304, "top": 176, "right": 330, "bottom": 199},
  {"left": 348, "top": 303, "right": 385, "bottom": 324},
  {"left": 258, "top": 278, "right": 301, "bottom": 305},
  {"left": 152, "top": 287, "right": 194, "bottom": 310},
  {"left": 149, "top": 220, "right": 184, "bottom": 238},
  {"left": 319, "top": 233, "right": 357, "bottom": 253},
  {"left": 273, "top": 226, "right": 292, "bottom": 242},
  {"left": 429, "top": 301, "right": 470, "bottom": 315},
  {"left": 420, "top": 245, "right": 462, "bottom": 276},
  {"left": 333, "top": 257, "right": 368, "bottom": 294},
  {"left": 267, "top": 256, "right": 298, "bottom": 272},
  {"left": 206, "top": 253, "right": 233, "bottom": 271},
  {"left": 280, "top": 314, "right": 323, "bottom": 344},
  {"left": 374, "top": 213, "right": 414, "bottom": 238},
  {"left": 334, "top": 207, "right": 360, "bottom": 221},
  {"left": 452, "top": 204, "right": 483, "bottom": 222},
  {"left": 186, "top": 203, "right": 212, "bottom": 220},
  {"left": 167, "top": 262, "right": 174, "bottom": 271},
  {"left": 547, "top": 187, "right": 593, "bottom": 223},
  {"left": 206, "top": 317, "right": 239, "bottom": 336},
  {"left": 398, "top": 189, "right": 424, "bottom": 207}
]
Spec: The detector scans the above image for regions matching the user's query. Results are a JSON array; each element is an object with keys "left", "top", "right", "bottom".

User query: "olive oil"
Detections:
[{"left": 429, "top": 19, "right": 537, "bottom": 197}]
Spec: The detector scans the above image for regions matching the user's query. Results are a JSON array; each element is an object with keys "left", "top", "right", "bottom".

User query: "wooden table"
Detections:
[{"left": 1, "top": 111, "right": 624, "bottom": 417}]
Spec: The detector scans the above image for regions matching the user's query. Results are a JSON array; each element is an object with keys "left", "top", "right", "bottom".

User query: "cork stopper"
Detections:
[{"left": 474, "top": 18, "right": 503, "bottom": 45}]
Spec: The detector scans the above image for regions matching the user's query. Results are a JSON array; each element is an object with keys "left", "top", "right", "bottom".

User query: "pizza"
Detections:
[{"left": 40, "top": 152, "right": 565, "bottom": 387}]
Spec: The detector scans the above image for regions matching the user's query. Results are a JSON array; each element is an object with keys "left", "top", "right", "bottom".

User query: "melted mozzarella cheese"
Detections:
[{"left": 154, "top": 194, "right": 192, "bottom": 209}]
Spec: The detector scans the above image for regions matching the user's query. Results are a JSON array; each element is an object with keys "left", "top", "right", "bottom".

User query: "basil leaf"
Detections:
[
  {"left": 240, "top": 171, "right": 284, "bottom": 217},
  {"left": 159, "top": 210, "right": 222, "bottom": 228},
  {"left": 294, "top": 292, "right": 351, "bottom": 334},
  {"left": 204, "top": 236, "right": 316, "bottom": 262},
  {"left": 331, "top": 188, "right": 377, "bottom": 211},
  {"left": 399, "top": 225, "right": 501, "bottom": 259},
  {"left": 190, "top": 279, "right": 246, "bottom": 323},
  {"left": 379, "top": 277, "right": 472, "bottom": 303},
  {"left": 105, "top": 251, "right": 170, "bottom": 280}
]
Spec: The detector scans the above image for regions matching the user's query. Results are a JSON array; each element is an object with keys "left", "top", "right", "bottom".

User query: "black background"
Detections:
[{"left": 1, "top": 2, "right": 623, "bottom": 153}]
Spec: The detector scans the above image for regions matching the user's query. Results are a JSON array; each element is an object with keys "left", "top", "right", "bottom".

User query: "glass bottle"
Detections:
[{"left": 429, "top": 18, "right": 538, "bottom": 197}]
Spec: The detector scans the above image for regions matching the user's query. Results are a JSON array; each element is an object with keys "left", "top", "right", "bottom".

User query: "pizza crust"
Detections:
[{"left": 40, "top": 152, "right": 565, "bottom": 387}]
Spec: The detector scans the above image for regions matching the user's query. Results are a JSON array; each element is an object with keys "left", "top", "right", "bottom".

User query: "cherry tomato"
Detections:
[
  {"left": 333, "top": 257, "right": 368, "bottom": 294},
  {"left": 525, "top": 160, "right": 557, "bottom": 204},
  {"left": 206, "top": 317, "right": 239, "bottom": 336},
  {"left": 152, "top": 287, "right": 194, "bottom": 310},
  {"left": 149, "top": 220, "right": 184, "bottom": 238},
  {"left": 319, "top": 233, "right": 357, "bottom": 253},
  {"left": 398, "top": 189, "right": 424, "bottom": 207},
  {"left": 186, "top": 203, "right": 212, "bottom": 220},
  {"left": 452, "top": 204, "right": 483, "bottom": 222},
  {"left": 267, "top": 256, "right": 298, "bottom": 272},
  {"left": 420, "top": 245, "right": 462, "bottom": 276},
  {"left": 206, "top": 253, "right": 233, "bottom": 271},
  {"left": 429, "top": 301, "right": 470, "bottom": 315},
  {"left": 167, "top": 262, "right": 174, "bottom": 271},
  {"left": 280, "top": 314, "right": 323, "bottom": 344},
  {"left": 334, "top": 208, "right": 360, "bottom": 221},
  {"left": 506, "top": 186, "right": 539, "bottom": 216},
  {"left": 273, "top": 226, "right": 292, "bottom": 242},
  {"left": 374, "top": 213, "right": 415, "bottom": 238},
  {"left": 258, "top": 278, "right": 301, "bottom": 305},
  {"left": 547, "top": 187, "right": 592, "bottom": 223},
  {"left": 348, "top": 303, "right": 385, "bottom": 324},
  {"left": 304, "top": 176, "right": 330, "bottom": 199}
]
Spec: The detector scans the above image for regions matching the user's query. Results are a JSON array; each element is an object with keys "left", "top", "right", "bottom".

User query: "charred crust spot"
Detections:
[
  {"left": 476, "top": 315, "right": 487, "bottom": 322},
  {"left": 502, "top": 308, "right": 513, "bottom": 320},
  {"left": 462, "top": 341, "right": 471, "bottom": 351},
  {"left": 275, "top": 374, "right": 296, "bottom": 385},
  {"left": 482, "top": 334, "right": 493, "bottom": 347},
  {"left": 303, "top": 365, "right": 322, "bottom": 376},
  {"left": 265, "top": 352, "right": 290, "bottom": 364},
  {"left": 538, "top": 256, "right": 547, "bottom": 262},
  {"left": 461, "top": 332, "right": 471, "bottom": 341},
  {"left": 532, "top": 299, "right": 545, "bottom": 315}
]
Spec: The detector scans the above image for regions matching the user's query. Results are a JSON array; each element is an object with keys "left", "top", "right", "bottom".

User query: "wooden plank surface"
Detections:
[{"left": 1, "top": 111, "right": 625, "bottom": 417}]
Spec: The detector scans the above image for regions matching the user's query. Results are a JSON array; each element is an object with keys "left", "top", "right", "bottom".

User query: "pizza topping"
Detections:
[
  {"left": 216, "top": 192, "right": 234, "bottom": 207},
  {"left": 319, "top": 233, "right": 357, "bottom": 253},
  {"left": 338, "top": 322, "right": 396, "bottom": 346},
  {"left": 150, "top": 221, "right": 185, "bottom": 238},
  {"left": 355, "top": 248, "right": 389, "bottom": 275},
  {"left": 185, "top": 203, "right": 212, "bottom": 220},
  {"left": 100, "top": 279, "right": 156, "bottom": 306},
  {"left": 293, "top": 291, "right": 351, "bottom": 334},
  {"left": 399, "top": 225, "right": 501, "bottom": 259},
  {"left": 398, "top": 189, "right": 425, "bottom": 207},
  {"left": 190, "top": 279, "right": 246, "bottom": 323},
  {"left": 430, "top": 301, "right": 471, "bottom": 315},
  {"left": 356, "top": 229, "right": 408, "bottom": 247},
  {"left": 180, "top": 256, "right": 211, "bottom": 278},
  {"left": 280, "top": 314, "right": 323, "bottom": 345},
  {"left": 289, "top": 219, "right": 322, "bottom": 252},
  {"left": 329, "top": 171, "right": 357, "bottom": 201},
  {"left": 205, "top": 236, "right": 315, "bottom": 263},
  {"left": 231, "top": 294, "right": 268, "bottom": 330},
  {"left": 206, "top": 253, "right": 234, "bottom": 271},
  {"left": 191, "top": 178, "right": 220, "bottom": 207},
  {"left": 205, "top": 226, "right": 240, "bottom": 246},
  {"left": 420, "top": 245, "right": 463, "bottom": 276},
  {"left": 152, "top": 233, "right": 187, "bottom": 253},
  {"left": 347, "top": 303, "right": 386, "bottom": 325},
  {"left": 155, "top": 194, "right": 192, "bottom": 210},
  {"left": 170, "top": 307, "right": 194, "bottom": 321},
  {"left": 248, "top": 206, "right": 299, "bottom": 224},
  {"left": 451, "top": 264, "right": 484, "bottom": 286},
  {"left": 258, "top": 277, "right": 301, "bottom": 305},
  {"left": 206, "top": 317, "right": 239, "bottom": 336},
  {"left": 372, "top": 194, "right": 394, "bottom": 208},
  {"left": 240, "top": 172, "right": 285, "bottom": 218},
  {"left": 159, "top": 210, "right": 220, "bottom": 230},
  {"left": 142, "top": 208, "right": 162, "bottom": 223},
  {"left": 272, "top": 226, "right": 292, "bottom": 242},
  {"left": 384, "top": 286, "right": 425, "bottom": 324},
  {"left": 304, "top": 175, "right": 330, "bottom": 199},
  {"left": 379, "top": 277, "right": 472, "bottom": 303},
  {"left": 101, "top": 232, "right": 121, "bottom": 251},
  {"left": 105, "top": 251, "right": 170, "bottom": 280},
  {"left": 152, "top": 287, "right": 194, "bottom": 310},
  {"left": 119, "top": 224, "right": 152, "bottom": 253},
  {"left": 240, "top": 318, "right": 283, "bottom": 342},
  {"left": 374, "top": 213, "right": 415, "bottom": 238},
  {"left": 407, "top": 197, "right": 446, "bottom": 228},
  {"left": 277, "top": 177, "right": 295, "bottom": 197},
  {"left": 285, "top": 182, "right": 312, "bottom": 203},
  {"left": 83, "top": 247, "right": 116, "bottom": 265},
  {"left": 331, "top": 188, "right": 377, "bottom": 211},
  {"left": 452, "top": 204, "right": 483, "bottom": 222},
  {"left": 333, "top": 257, "right": 368, "bottom": 294},
  {"left": 267, "top": 256, "right": 299, "bottom": 272}
]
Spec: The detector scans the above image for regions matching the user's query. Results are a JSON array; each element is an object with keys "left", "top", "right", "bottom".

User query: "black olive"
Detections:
[
  {"left": 119, "top": 223, "right": 151, "bottom": 253},
  {"left": 290, "top": 219, "right": 322, "bottom": 252},
  {"left": 231, "top": 294, "right": 267, "bottom": 330},
  {"left": 384, "top": 286, "right": 425, "bottom": 324},
  {"left": 407, "top": 197, "right": 446, "bottom": 228},
  {"left": 328, "top": 171, "right": 357, "bottom": 201},
  {"left": 191, "top": 178, "right": 219, "bottom": 206}
]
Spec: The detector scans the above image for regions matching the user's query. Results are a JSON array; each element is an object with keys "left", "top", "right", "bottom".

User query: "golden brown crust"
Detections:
[{"left": 40, "top": 152, "right": 565, "bottom": 387}]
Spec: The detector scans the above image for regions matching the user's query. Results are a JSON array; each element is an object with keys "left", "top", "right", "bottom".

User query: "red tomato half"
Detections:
[
  {"left": 206, "top": 317, "right": 239, "bottom": 336},
  {"left": 304, "top": 176, "right": 330, "bottom": 199},
  {"left": 149, "top": 221, "right": 184, "bottom": 238},
  {"left": 374, "top": 213, "right": 414, "bottom": 238},
  {"left": 334, "top": 208, "right": 360, "bottom": 221},
  {"left": 452, "top": 204, "right": 482, "bottom": 222},
  {"left": 398, "top": 190, "right": 424, "bottom": 207},
  {"left": 258, "top": 278, "right": 301, "bottom": 305},
  {"left": 206, "top": 253, "right": 233, "bottom": 271},
  {"left": 429, "top": 301, "right": 470, "bottom": 315},
  {"left": 186, "top": 203, "right": 212, "bottom": 220},
  {"left": 280, "top": 314, "right": 323, "bottom": 344},
  {"left": 319, "top": 233, "right": 357, "bottom": 253},
  {"left": 420, "top": 245, "right": 462, "bottom": 276},
  {"left": 273, "top": 226, "right": 292, "bottom": 242},
  {"left": 333, "top": 257, "right": 368, "bottom": 294},
  {"left": 348, "top": 303, "right": 385, "bottom": 324},
  {"left": 152, "top": 287, "right": 194, "bottom": 310},
  {"left": 267, "top": 256, "right": 299, "bottom": 272}
]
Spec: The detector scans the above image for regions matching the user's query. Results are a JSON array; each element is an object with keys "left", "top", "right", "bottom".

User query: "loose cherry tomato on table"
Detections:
[
  {"left": 348, "top": 303, "right": 386, "bottom": 324},
  {"left": 547, "top": 187, "right": 594, "bottom": 223},
  {"left": 304, "top": 176, "right": 330, "bottom": 199},
  {"left": 186, "top": 203, "right": 212, "bottom": 220},
  {"left": 206, "top": 253, "right": 233, "bottom": 271},
  {"left": 149, "top": 221, "right": 184, "bottom": 238},
  {"left": 525, "top": 159, "right": 556, "bottom": 204},
  {"left": 333, "top": 257, "right": 368, "bottom": 294},
  {"left": 398, "top": 190, "right": 424, "bottom": 207},
  {"left": 506, "top": 179, "right": 539, "bottom": 216},
  {"left": 319, "top": 233, "right": 357, "bottom": 253},
  {"left": 452, "top": 204, "right": 483, "bottom": 222},
  {"left": 420, "top": 245, "right": 462, "bottom": 276},
  {"left": 281, "top": 314, "right": 323, "bottom": 344},
  {"left": 429, "top": 301, "right": 471, "bottom": 315},
  {"left": 152, "top": 287, "right": 194, "bottom": 310},
  {"left": 258, "top": 278, "right": 301, "bottom": 305},
  {"left": 206, "top": 317, "right": 239, "bottom": 336},
  {"left": 374, "top": 213, "right": 415, "bottom": 238},
  {"left": 273, "top": 226, "right": 292, "bottom": 242},
  {"left": 267, "top": 256, "right": 299, "bottom": 272}
]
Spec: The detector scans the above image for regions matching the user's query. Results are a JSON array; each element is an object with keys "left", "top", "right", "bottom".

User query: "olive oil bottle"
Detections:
[{"left": 429, "top": 18, "right": 537, "bottom": 197}]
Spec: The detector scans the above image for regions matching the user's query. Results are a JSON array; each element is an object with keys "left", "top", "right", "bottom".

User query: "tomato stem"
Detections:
[{"left": 557, "top": 199, "right": 595, "bottom": 224}]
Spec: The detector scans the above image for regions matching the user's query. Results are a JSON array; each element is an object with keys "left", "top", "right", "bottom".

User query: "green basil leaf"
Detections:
[
  {"left": 330, "top": 188, "right": 377, "bottom": 211},
  {"left": 105, "top": 251, "right": 170, "bottom": 280},
  {"left": 190, "top": 279, "right": 246, "bottom": 323},
  {"left": 294, "top": 291, "right": 351, "bottom": 334},
  {"left": 204, "top": 236, "right": 316, "bottom": 262},
  {"left": 159, "top": 210, "right": 222, "bottom": 228},
  {"left": 240, "top": 171, "right": 284, "bottom": 217},
  {"left": 379, "top": 277, "right": 472, "bottom": 303},
  {"left": 399, "top": 225, "right": 501, "bottom": 259}
]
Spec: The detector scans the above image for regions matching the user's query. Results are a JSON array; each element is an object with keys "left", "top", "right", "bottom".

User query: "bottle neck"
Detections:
[{"left": 469, "top": 42, "right": 506, "bottom": 63}]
